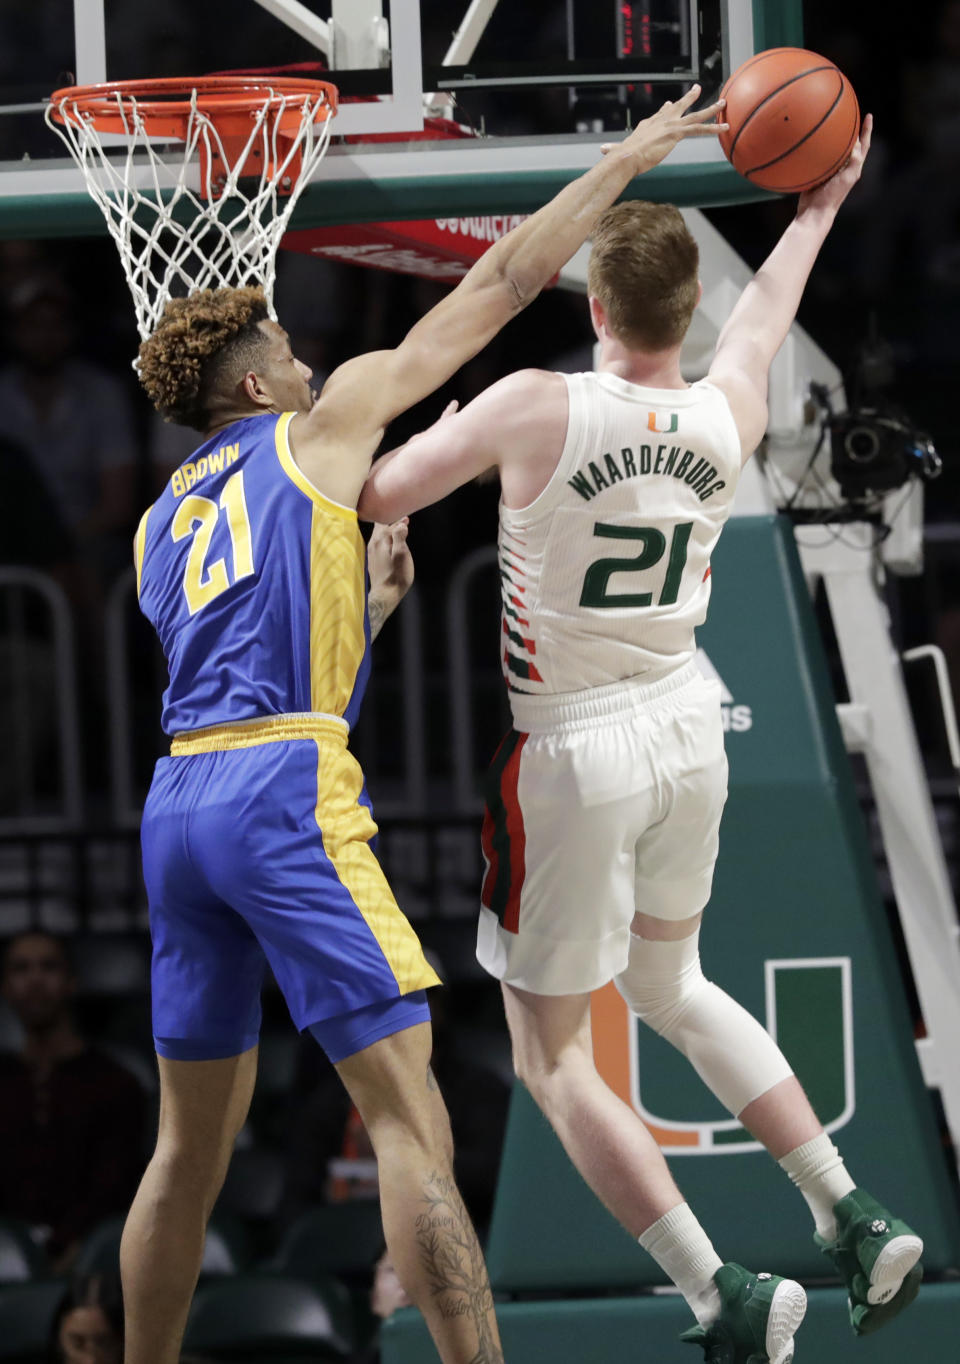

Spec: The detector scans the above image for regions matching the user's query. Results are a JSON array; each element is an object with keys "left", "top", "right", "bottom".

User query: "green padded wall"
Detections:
[{"left": 384, "top": 1281, "right": 960, "bottom": 1364}]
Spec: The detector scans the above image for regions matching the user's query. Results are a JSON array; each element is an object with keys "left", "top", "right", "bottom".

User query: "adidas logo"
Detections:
[{"left": 696, "top": 649, "right": 753, "bottom": 733}]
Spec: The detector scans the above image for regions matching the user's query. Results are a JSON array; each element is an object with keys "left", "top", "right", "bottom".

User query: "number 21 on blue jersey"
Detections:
[{"left": 171, "top": 469, "right": 254, "bottom": 615}]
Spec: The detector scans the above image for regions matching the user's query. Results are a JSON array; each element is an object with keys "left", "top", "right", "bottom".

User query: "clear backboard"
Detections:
[{"left": 0, "top": 1, "right": 802, "bottom": 238}]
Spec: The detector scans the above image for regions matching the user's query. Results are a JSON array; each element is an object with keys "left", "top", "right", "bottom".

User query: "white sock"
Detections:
[
  {"left": 639, "top": 1203, "right": 723, "bottom": 1327},
  {"left": 779, "top": 1133, "right": 855, "bottom": 1240}
]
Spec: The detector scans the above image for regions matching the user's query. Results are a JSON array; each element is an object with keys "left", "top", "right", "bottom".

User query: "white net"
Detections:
[{"left": 46, "top": 83, "right": 335, "bottom": 341}]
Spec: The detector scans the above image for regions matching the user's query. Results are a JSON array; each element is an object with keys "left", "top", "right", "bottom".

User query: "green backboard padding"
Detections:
[
  {"left": 752, "top": 0, "right": 804, "bottom": 51},
  {"left": 485, "top": 516, "right": 960, "bottom": 1293},
  {"left": 383, "top": 1280, "right": 960, "bottom": 1364},
  {"left": 0, "top": 162, "right": 775, "bottom": 242}
]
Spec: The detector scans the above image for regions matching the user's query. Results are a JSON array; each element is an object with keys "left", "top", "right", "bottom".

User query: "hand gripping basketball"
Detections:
[
  {"left": 601, "top": 84, "right": 728, "bottom": 173},
  {"left": 797, "top": 113, "right": 873, "bottom": 216}
]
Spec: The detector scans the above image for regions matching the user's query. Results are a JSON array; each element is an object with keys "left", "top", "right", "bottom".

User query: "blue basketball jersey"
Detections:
[{"left": 134, "top": 411, "right": 371, "bottom": 735}]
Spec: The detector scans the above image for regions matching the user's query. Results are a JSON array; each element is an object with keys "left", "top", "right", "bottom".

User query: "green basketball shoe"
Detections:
[
  {"left": 815, "top": 1188, "right": 923, "bottom": 1335},
  {"left": 680, "top": 1262, "right": 808, "bottom": 1363}
]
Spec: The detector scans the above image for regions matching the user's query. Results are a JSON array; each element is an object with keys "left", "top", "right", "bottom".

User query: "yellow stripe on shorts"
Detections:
[{"left": 314, "top": 735, "right": 440, "bottom": 997}]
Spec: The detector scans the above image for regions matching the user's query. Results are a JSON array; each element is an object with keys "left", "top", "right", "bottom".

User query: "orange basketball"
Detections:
[{"left": 719, "top": 47, "right": 860, "bottom": 193}]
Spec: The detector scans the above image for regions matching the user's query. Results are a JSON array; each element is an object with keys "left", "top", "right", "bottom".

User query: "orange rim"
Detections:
[{"left": 49, "top": 76, "right": 338, "bottom": 140}]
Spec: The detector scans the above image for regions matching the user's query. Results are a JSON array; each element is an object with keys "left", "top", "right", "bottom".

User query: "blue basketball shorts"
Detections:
[{"left": 141, "top": 715, "right": 439, "bottom": 1063}]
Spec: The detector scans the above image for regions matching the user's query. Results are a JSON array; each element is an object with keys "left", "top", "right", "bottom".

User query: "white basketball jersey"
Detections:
[{"left": 498, "top": 371, "right": 741, "bottom": 706}]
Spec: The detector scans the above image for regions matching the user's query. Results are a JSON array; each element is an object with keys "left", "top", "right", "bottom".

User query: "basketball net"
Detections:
[{"left": 46, "top": 79, "right": 337, "bottom": 341}]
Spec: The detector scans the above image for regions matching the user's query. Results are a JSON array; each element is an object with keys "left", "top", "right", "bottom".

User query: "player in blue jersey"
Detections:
[{"left": 120, "top": 88, "right": 726, "bottom": 1364}]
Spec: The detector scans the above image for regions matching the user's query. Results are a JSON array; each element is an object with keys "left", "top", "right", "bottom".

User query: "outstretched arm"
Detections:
[
  {"left": 708, "top": 115, "right": 873, "bottom": 457},
  {"left": 293, "top": 87, "right": 726, "bottom": 505}
]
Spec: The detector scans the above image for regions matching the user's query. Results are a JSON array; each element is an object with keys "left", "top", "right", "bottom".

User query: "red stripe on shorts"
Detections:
[
  {"left": 480, "top": 803, "right": 499, "bottom": 909},
  {"left": 500, "top": 733, "right": 528, "bottom": 933}
]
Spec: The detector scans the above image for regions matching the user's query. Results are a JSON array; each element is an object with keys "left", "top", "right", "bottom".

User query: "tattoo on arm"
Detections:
[
  {"left": 368, "top": 594, "right": 388, "bottom": 642},
  {"left": 416, "top": 1170, "right": 504, "bottom": 1364}
]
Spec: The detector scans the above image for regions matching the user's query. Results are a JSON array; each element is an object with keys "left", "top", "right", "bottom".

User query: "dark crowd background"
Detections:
[{"left": 0, "top": 2, "right": 958, "bottom": 1361}]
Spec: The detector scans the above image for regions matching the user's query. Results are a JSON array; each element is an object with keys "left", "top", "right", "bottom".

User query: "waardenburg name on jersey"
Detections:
[{"left": 567, "top": 444, "right": 726, "bottom": 504}]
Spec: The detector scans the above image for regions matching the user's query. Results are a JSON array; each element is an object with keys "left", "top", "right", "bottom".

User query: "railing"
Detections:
[
  {"left": 5, "top": 526, "right": 960, "bottom": 838},
  {"left": 100, "top": 557, "right": 505, "bottom": 825},
  {"left": 0, "top": 818, "right": 486, "bottom": 935},
  {"left": 105, "top": 567, "right": 140, "bottom": 828},
  {"left": 446, "top": 546, "right": 500, "bottom": 812},
  {"left": 0, "top": 568, "right": 83, "bottom": 833},
  {"left": 346, "top": 585, "right": 430, "bottom": 817}
]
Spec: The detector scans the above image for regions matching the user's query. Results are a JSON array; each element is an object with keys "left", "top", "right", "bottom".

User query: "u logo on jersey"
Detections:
[
  {"left": 591, "top": 957, "right": 855, "bottom": 1154},
  {"left": 647, "top": 411, "right": 679, "bottom": 434}
]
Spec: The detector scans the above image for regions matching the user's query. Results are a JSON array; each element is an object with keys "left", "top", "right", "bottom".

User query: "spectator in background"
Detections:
[
  {"left": 370, "top": 1248, "right": 411, "bottom": 1321},
  {"left": 0, "top": 275, "right": 138, "bottom": 581},
  {"left": 48, "top": 1274, "right": 123, "bottom": 1364},
  {"left": 0, "top": 432, "right": 78, "bottom": 816},
  {"left": 0, "top": 932, "right": 146, "bottom": 1271},
  {"left": 0, "top": 273, "right": 141, "bottom": 786},
  {"left": 0, "top": 262, "right": 92, "bottom": 815},
  {"left": 0, "top": 242, "right": 47, "bottom": 304},
  {"left": 901, "top": 0, "right": 960, "bottom": 288},
  {"left": 850, "top": 0, "right": 960, "bottom": 299},
  {"left": 282, "top": 975, "right": 510, "bottom": 1237},
  {"left": 351, "top": 1247, "right": 412, "bottom": 1364},
  {"left": 0, "top": 431, "right": 75, "bottom": 570}
]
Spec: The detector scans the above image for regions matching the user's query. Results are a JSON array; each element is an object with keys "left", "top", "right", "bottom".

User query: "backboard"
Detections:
[{"left": 0, "top": 1, "right": 802, "bottom": 238}]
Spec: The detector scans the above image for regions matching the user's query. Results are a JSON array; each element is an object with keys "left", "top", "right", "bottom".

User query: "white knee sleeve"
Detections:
[{"left": 614, "top": 928, "right": 793, "bottom": 1117}]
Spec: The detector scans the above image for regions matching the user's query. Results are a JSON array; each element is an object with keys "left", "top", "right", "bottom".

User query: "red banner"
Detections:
[{"left": 283, "top": 214, "right": 533, "bottom": 282}]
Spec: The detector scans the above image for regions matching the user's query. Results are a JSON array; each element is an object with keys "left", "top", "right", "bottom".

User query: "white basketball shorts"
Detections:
[{"left": 477, "top": 660, "right": 728, "bottom": 995}]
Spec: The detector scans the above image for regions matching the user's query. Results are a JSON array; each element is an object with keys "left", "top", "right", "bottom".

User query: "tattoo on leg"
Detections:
[
  {"left": 416, "top": 1170, "right": 504, "bottom": 1364},
  {"left": 426, "top": 1065, "right": 439, "bottom": 1092}
]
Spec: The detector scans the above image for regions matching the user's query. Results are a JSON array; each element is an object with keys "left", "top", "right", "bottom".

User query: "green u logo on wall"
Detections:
[{"left": 630, "top": 959, "right": 854, "bottom": 1154}]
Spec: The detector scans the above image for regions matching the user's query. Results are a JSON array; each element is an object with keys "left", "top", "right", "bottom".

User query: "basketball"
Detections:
[{"left": 719, "top": 47, "right": 861, "bottom": 193}]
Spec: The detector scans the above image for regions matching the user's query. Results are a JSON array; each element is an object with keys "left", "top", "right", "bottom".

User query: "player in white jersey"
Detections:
[{"left": 361, "top": 112, "right": 923, "bottom": 1364}]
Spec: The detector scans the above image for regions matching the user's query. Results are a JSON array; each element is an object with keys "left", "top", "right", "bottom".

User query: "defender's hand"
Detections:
[
  {"left": 603, "top": 85, "right": 727, "bottom": 172},
  {"left": 798, "top": 113, "right": 873, "bottom": 217},
  {"left": 368, "top": 518, "right": 414, "bottom": 600}
]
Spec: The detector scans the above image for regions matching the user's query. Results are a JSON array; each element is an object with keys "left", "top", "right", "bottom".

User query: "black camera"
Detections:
[
  {"left": 821, "top": 320, "right": 942, "bottom": 502},
  {"left": 829, "top": 407, "right": 941, "bottom": 501}
]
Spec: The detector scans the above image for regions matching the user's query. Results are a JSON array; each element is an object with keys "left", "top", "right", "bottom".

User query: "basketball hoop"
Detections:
[{"left": 46, "top": 76, "right": 338, "bottom": 341}]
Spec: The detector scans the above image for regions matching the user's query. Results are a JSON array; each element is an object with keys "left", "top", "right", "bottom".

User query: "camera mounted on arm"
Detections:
[{"left": 817, "top": 320, "right": 941, "bottom": 504}]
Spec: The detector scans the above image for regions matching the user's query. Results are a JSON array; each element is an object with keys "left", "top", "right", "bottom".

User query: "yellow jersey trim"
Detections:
[
  {"left": 170, "top": 712, "right": 348, "bottom": 756},
  {"left": 274, "top": 411, "right": 357, "bottom": 521},
  {"left": 308, "top": 502, "right": 367, "bottom": 715},
  {"left": 133, "top": 504, "right": 153, "bottom": 599},
  {"left": 313, "top": 741, "right": 441, "bottom": 997}
]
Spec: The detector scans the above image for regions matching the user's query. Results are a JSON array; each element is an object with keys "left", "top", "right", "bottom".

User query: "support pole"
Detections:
[{"left": 800, "top": 526, "right": 960, "bottom": 1168}]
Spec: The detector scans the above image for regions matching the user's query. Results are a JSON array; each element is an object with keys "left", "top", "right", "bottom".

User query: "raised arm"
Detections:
[
  {"left": 708, "top": 115, "right": 873, "bottom": 458},
  {"left": 292, "top": 87, "right": 725, "bottom": 504}
]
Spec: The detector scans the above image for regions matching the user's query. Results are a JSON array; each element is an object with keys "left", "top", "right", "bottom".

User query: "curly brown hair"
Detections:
[{"left": 137, "top": 286, "right": 271, "bottom": 430}]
